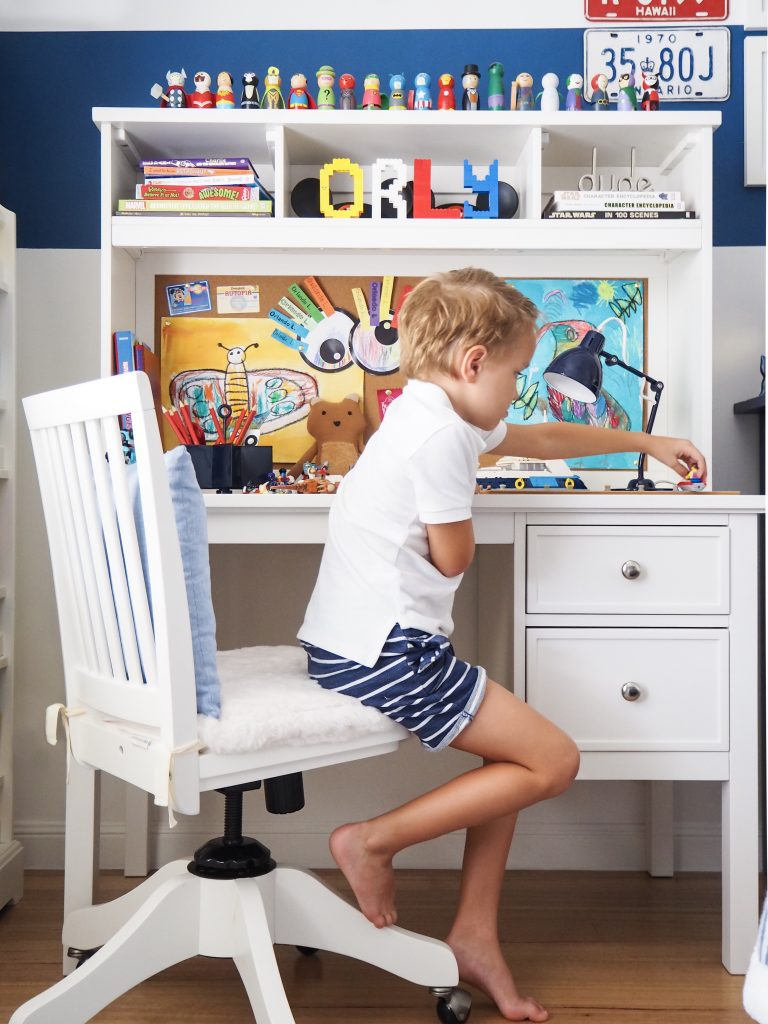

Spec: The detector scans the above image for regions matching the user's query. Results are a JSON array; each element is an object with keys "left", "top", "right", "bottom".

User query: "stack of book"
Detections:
[
  {"left": 542, "top": 190, "right": 695, "bottom": 221},
  {"left": 116, "top": 157, "right": 273, "bottom": 216}
]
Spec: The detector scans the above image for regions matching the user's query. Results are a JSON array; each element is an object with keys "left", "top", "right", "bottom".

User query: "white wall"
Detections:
[{"left": 13, "top": 246, "right": 764, "bottom": 871}]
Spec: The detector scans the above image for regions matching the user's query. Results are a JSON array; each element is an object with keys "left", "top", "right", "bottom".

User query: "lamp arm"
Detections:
[
  {"left": 601, "top": 350, "right": 663, "bottom": 390},
  {"left": 601, "top": 350, "right": 665, "bottom": 488}
]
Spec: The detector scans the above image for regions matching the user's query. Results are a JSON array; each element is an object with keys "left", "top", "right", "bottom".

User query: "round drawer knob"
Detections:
[
  {"left": 621, "top": 560, "right": 641, "bottom": 580},
  {"left": 621, "top": 683, "right": 642, "bottom": 702}
]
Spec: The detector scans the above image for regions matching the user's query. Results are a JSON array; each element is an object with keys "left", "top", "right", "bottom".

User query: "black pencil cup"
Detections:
[{"left": 185, "top": 444, "right": 273, "bottom": 493}]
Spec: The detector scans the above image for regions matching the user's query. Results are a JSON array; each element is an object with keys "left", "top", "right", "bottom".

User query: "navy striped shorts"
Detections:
[{"left": 302, "top": 624, "right": 487, "bottom": 752}]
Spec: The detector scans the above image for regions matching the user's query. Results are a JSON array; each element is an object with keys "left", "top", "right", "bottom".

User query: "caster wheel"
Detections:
[
  {"left": 434, "top": 986, "right": 471, "bottom": 1023},
  {"left": 67, "top": 946, "right": 101, "bottom": 969},
  {"left": 296, "top": 945, "right": 319, "bottom": 956}
]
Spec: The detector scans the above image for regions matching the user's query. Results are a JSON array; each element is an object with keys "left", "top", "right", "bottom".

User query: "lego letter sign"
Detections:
[{"left": 320, "top": 157, "right": 502, "bottom": 219}]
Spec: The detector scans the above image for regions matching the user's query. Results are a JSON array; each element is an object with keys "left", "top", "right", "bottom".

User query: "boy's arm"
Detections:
[
  {"left": 491, "top": 421, "right": 708, "bottom": 484},
  {"left": 426, "top": 520, "right": 475, "bottom": 578}
]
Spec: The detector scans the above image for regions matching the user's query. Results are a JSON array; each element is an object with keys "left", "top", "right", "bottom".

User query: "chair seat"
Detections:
[{"left": 198, "top": 645, "right": 402, "bottom": 755}]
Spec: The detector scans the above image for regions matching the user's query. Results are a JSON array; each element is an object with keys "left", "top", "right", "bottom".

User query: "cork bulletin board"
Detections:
[
  {"left": 155, "top": 274, "right": 416, "bottom": 460},
  {"left": 153, "top": 274, "right": 648, "bottom": 470}
]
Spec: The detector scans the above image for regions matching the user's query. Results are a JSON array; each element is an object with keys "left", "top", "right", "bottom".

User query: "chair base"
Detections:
[{"left": 11, "top": 860, "right": 463, "bottom": 1024}]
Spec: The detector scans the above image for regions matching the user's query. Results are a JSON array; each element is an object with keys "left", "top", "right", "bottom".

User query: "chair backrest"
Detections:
[{"left": 24, "top": 372, "right": 200, "bottom": 811}]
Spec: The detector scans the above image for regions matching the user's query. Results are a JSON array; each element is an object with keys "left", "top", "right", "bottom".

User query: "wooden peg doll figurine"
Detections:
[
  {"left": 437, "top": 73, "right": 456, "bottom": 110},
  {"left": 241, "top": 72, "right": 260, "bottom": 109},
  {"left": 316, "top": 66, "right": 336, "bottom": 109},
  {"left": 640, "top": 62, "right": 660, "bottom": 110},
  {"left": 565, "top": 72, "right": 583, "bottom": 111},
  {"left": 389, "top": 73, "right": 407, "bottom": 111},
  {"left": 150, "top": 69, "right": 188, "bottom": 108},
  {"left": 190, "top": 71, "right": 215, "bottom": 109},
  {"left": 338, "top": 73, "right": 356, "bottom": 110},
  {"left": 617, "top": 70, "right": 638, "bottom": 110},
  {"left": 537, "top": 72, "right": 560, "bottom": 112},
  {"left": 215, "top": 71, "right": 236, "bottom": 108},
  {"left": 288, "top": 73, "right": 316, "bottom": 109},
  {"left": 510, "top": 71, "right": 534, "bottom": 110},
  {"left": 590, "top": 72, "right": 609, "bottom": 110},
  {"left": 461, "top": 64, "right": 481, "bottom": 110},
  {"left": 487, "top": 61, "right": 505, "bottom": 111},
  {"left": 413, "top": 72, "right": 432, "bottom": 110},
  {"left": 261, "top": 67, "right": 285, "bottom": 109},
  {"left": 362, "top": 73, "right": 381, "bottom": 110}
]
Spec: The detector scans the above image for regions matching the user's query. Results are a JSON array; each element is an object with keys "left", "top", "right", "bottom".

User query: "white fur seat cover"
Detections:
[{"left": 197, "top": 645, "right": 402, "bottom": 754}]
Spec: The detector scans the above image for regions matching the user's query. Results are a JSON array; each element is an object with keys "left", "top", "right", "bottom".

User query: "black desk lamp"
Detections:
[{"left": 542, "top": 330, "right": 665, "bottom": 492}]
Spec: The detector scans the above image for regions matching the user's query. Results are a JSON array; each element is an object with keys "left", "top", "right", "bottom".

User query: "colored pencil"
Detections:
[
  {"left": 179, "top": 402, "right": 199, "bottom": 445},
  {"left": 233, "top": 408, "right": 257, "bottom": 444},
  {"left": 162, "top": 406, "right": 188, "bottom": 445}
]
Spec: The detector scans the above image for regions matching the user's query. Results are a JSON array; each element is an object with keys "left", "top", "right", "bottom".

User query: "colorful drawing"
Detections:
[
  {"left": 160, "top": 316, "right": 364, "bottom": 461},
  {"left": 506, "top": 279, "right": 646, "bottom": 471}
]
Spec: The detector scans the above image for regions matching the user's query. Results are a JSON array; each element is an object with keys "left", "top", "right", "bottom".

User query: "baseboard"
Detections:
[{"left": 15, "top": 819, "right": 729, "bottom": 872}]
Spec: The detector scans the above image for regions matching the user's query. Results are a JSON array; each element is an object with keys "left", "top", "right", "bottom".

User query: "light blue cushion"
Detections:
[{"left": 128, "top": 446, "right": 221, "bottom": 718}]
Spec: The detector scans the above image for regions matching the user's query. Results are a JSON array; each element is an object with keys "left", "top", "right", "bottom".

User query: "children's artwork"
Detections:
[
  {"left": 506, "top": 279, "right": 646, "bottom": 471},
  {"left": 166, "top": 280, "right": 212, "bottom": 315},
  {"left": 161, "top": 316, "right": 365, "bottom": 461}
]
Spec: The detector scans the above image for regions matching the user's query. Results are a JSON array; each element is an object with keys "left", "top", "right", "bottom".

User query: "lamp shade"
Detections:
[{"left": 543, "top": 330, "right": 605, "bottom": 403}]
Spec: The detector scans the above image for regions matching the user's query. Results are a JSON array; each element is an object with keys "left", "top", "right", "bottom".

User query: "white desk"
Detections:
[{"left": 126, "top": 492, "right": 764, "bottom": 974}]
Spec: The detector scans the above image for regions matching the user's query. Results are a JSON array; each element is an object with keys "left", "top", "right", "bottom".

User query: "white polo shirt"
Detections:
[{"left": 298, "top": 379, "right": 507, "bottom": 667}]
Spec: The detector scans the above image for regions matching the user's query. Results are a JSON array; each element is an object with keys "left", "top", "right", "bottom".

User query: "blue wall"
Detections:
[{"left": 0, "top": 28, "right": 764, "bottom": 248}]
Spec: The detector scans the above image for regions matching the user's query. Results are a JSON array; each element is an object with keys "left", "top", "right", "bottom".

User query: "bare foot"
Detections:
[
  {"left": 445, "top": 931, "right": 549, "bottom": 1022},
  {"left": 329, "top": 822, "right": 397, "bottom": 929}
]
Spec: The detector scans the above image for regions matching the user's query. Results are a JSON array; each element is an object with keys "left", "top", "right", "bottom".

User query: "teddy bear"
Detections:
[{"left": 289, "top": 394, "right": 366, "bottom": 479}]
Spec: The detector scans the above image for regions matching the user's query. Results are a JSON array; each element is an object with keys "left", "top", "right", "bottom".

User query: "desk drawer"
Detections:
[
  {"left": 526, "top": 628, "right": 728, "bottom": 751},
  {"left": 526, "top": 526, "right": 729, "bottom": 615}
]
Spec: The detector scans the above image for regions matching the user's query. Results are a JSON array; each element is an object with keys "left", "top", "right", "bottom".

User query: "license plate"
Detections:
[{"left": 584, "top": 27, "right": 730, "bottom": 101}]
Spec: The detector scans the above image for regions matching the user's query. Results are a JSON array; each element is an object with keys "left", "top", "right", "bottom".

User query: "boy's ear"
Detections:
[{"left": 460, "top": 343, "right": 489, "bottom": 381}]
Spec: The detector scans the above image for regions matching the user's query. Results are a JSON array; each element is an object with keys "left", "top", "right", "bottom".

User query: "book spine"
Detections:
[
  {"left": 142, "top": 172, "right": 257, "bottom": 187},
  {"left": 551, "top": 190, "right": 683, "bottom": 201},
  {"left": 118, "top": 198, "right": 273, "bottom": 213},
  {"left": 112, "top": 330, "right": 135, "bottom": 429},
  {"left": 136, "top": 183, "right": 259, "bottom": 200},
  {"left": 548, "top": 199, "right": 687, "bottom": 211},
  {"left": 139, "top": 157, "right": 254, "bottom": 172},
  {"left": 543, "top": 209, "right": 695, "bottom": 219}
]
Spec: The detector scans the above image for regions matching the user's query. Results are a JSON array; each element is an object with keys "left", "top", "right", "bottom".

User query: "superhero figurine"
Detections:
[
  {"left": 617, "top": 70, "right": 638, "bottom": 110},
  {"left": 413, "top": 72, "right": 432, "bottom": 109},
  {"left": 487, "top": 62, "right": 505, "bottom": 111},
  {"left": 338, "top": 73, "right": 356, "bottom": 110},
  {"left": 461, "top": 64, "right": 481, "bottom": 110},
  {"left": 241, "top": 72, "right": 260, "bottom": 109},
  {"left": 261, "top": 67, "right": 285, "bottom": 109},
  {"left": 362, "top": 73, "right": 381, "bottom": 109},
  {"left": 590, "top": 72, "right": 609, "bottom": 110},
  {"left": 537, "top": 72, "right": 560, "bottom": 112},
  {"left": 316, "top": 66, "right": 336, "bottom": 109},
  {"left": 189, "top": 71, "right": 214, "bottom": 109},
  {"left": 510, "top": 72, "right": 534, "bottom": 110},
  {"left": 437, "top": 73, "right": 455, "bottom": 110},
  {"left": 289, "top": 72, "right": 317, "bottom": 109},
  {"left": 215, "top": 71, "right": 236, "bottom": 108},
  {"left": 150, "top": 69, "right": 188, "bottom": 108},
  {"left": 565, "top": 73, "right": 583, "bottom": 110},
  {"left": 389, "top": 73, "right": 407, "bottom": 111},
  {"left": 640, "top": 63, "right": 660, "bottom": 110}
]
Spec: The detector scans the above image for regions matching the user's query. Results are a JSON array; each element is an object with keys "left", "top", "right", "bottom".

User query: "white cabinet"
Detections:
[{"left": 0, "top": 205, "right": 24, "bottom": 909}]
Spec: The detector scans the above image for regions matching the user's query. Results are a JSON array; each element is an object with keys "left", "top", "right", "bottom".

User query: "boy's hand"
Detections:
[{"left": 647, "top": 436, "right": 708, "bottom": 485}]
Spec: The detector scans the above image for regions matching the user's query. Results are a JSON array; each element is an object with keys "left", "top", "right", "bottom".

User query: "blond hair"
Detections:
[{"left": 398, "top": 268, "right": 538, "bottom": 379}]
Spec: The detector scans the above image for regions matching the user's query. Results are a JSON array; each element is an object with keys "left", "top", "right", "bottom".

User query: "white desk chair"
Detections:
[{"left": 14, "top": 372, "right": 469, "bottom": 1024}]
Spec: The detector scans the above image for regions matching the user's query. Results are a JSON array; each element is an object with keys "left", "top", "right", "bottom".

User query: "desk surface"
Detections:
[{"left": 205, "top": 492, "right": 765, "bottom": 544}]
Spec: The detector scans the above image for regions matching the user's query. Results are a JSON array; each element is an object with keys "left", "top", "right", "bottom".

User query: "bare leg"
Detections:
[
  {"left": 445, "top": 808, "right": 548, "bottom": 1021},
  {"left": 330, "top": 681, "right": 578, "bottom": 916}
]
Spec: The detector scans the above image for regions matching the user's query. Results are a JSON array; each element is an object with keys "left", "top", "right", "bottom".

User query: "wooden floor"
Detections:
[{"left": 0, "top": 869, "right": 753, "bottom": 1023}]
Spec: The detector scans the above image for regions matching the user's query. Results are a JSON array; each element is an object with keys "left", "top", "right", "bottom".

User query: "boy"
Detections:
[{"left": 298, "top": 269, "right": 707, "bottom": 1022}]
